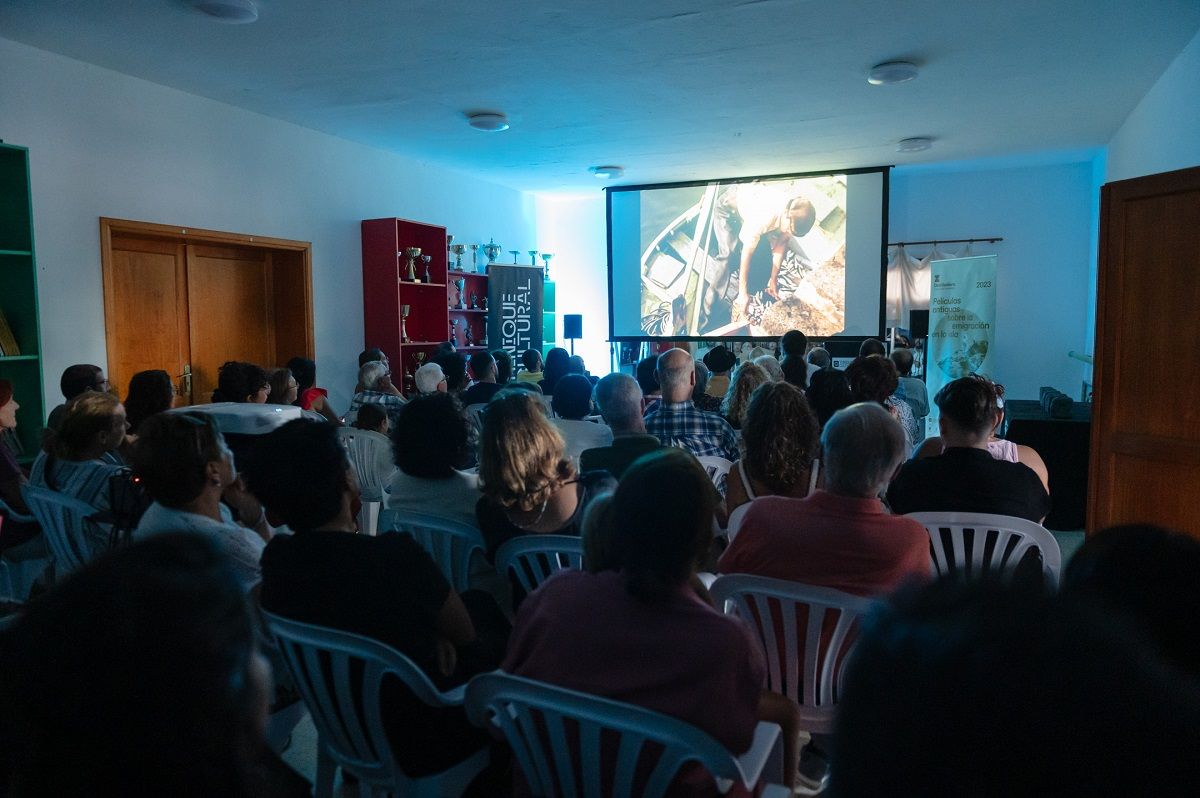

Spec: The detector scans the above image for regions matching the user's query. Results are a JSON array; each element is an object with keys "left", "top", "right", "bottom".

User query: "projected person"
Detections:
[{"left": 699, "top": 184, "right": 817, "bottom": 331}]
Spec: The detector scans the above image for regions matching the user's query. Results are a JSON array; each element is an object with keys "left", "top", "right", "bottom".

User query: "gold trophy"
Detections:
[
  {"left": 483, "top": 238, "right": 502, "bottom": 265},
  {"left": 400, "top": 304, "right": 411, "bottom": 343},
  {"left": 469, "top": 243, "right": 480, "bottom": 272},
  {"left": 403, "top": 247, "right": 421, "bottom": 282},
  {"left": 421, "top": 255, "right": 432, "bottom": 283},
  {"left": 451, "top": 243, "right": 466, "bottom": 271}
]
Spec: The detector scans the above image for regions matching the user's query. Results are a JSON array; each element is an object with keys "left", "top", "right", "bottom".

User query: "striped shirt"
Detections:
[
  {"left": 29, "top": 451, "right": 124, "bottom": 556},
  {"left": 346, "top": 389, "right": 407, "bottom": 426},
  {"left": 644, "top": 400, "right": 740, "bottom": 462}
]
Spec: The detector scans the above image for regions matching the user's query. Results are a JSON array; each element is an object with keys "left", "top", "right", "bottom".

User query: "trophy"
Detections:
[
  {"left": 469, "top": 243, "right": 479, "bottom": 272},
  {"left": 403, "top": 247, "right": 420, "bottom": 282},
  {"left": 465, "top": 325, "right": 475, "bottom": 347},
  {"left": 481, "top": 294, "right": 488, "bottom": 311},
  {"left": 470, "top": 291, "right": 479, "bottom": 310},
  {"left": 483, "top": 238, "right": 501, "bottom": 265},
  {"left": 400, "top": 304, "right": 411, "bottom": 343},
  {"left": 451, "top": 244, "right": 466, "bottom": 271},
  {"left": 403, "top": 367, "right": 415, "bottom": 395},
  {"left": 528, "top": 250, "right": 538, "bottom": 267},
  {"left": 449, "top": 319, "right": 459, "bottom": 347},
  {"left": 509, "top": 250, "right": 520, "bottom": 264},
  {"left": 455, "top": 278, "right": 466, "bottom": 309},
  {"left": 413, "top": 351, "right": 426, "bottom": 370},
  {"left": 446, "top": 234, "right": 454, "bottom": 265},
  {"left": 421, "top": 255, "right": 432, "bottom": 283},
  {"left": 541, "top": 252, "right": 554, "bottom": 281},
  {"left": 480, "top": 315, "right": 489, "bottom": 346}
]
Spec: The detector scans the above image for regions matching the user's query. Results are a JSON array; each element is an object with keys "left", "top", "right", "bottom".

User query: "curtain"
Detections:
[{"left": 886, "top": 241, "right": 985, "bottom": 329}]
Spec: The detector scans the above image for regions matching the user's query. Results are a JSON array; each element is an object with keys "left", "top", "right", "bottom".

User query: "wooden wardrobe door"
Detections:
[
  {"left": 1088, "top": 165, "right": 1200, "bottom": 537},
  {"left": 102, "top": 235, "right": 190, "bottom": 403},
  {"left": 185, "top": 244, "right": 273, "bottom": 404}
]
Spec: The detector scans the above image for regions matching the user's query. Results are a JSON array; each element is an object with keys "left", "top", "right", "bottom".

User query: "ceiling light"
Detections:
[
  {"left": 193, "top": 0, "right": 259, "bottom": 23},
  {"left": 466, "top": 112, "right": 510, "bottom": 132},
  {"left": 897, "top": 137, "right": 933, "bottom": 153},
  {"left": 868, "top": 61, "right": 919, "bottom": 85},
  {"left": 589, "top": 166, "right": 624, "bottom": 179}
]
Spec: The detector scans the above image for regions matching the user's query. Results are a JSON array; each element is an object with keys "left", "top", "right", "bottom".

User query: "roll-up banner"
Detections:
[
  {"left": 925, "top": 255, "right": 998, "bottom": 432},
  {"left": 488, "top": 265, "right": 544, "bottom": 358}
]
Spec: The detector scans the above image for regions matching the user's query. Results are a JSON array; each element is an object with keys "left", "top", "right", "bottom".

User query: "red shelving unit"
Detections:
[{"left": 447, "top": 269, "right": 490, "bottom": 359}]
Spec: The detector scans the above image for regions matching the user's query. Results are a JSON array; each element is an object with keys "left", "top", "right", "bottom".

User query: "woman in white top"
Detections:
[
  {"left": 550, "top": 374, "right": 613, "bottom": 465},
  {"left": 723, "top": 382, "right": 821, "bottom": 538},
  {"left": 130, "top": 412, "right": 269, "bottom": 590},
  {"left": 386, "top": 392, "right": 481, "bottom": 528}
]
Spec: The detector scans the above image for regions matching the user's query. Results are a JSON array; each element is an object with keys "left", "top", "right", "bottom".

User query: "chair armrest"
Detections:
[
  {"left": 697, "top": 572, "right": 718, "bottom": 589},
  {"left": 717, "top": 720, "right": 783, "bottom": 793},
  {"left": 440, "top": 683, "right": 468, "bottom": 704}
]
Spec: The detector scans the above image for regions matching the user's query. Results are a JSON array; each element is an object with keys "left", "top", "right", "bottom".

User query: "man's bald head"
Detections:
[{"left": 656, "top": 348, "right": 696, "bottom": 402}]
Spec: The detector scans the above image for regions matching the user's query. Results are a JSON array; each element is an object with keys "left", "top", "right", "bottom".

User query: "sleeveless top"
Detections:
[
  {"left": 726, "top": 458, "right": 821, "bottom": 541},
  {"left": 987, "top": 438, "right": 1020, "bottom": 463}
]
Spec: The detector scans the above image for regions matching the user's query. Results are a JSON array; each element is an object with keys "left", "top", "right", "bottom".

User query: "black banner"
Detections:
[{"left": 487, "top": 265, "right": 543, "bottom": 358}]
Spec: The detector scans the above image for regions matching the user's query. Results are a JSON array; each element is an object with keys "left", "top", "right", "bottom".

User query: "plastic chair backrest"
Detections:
[
  {"left": 709, "top": 575, "right": 874, "bottom": 734},
  {"left": 377, "top": 509, "right": 485, "bottom": 592},
  {"left": 261, "top": 610, "right": 484, "bottom": 795},
  {"left": 495, "top": 535, "right": 583, "bottom": 594},
  {"left": 464, "top": 671, "right": 762, "bottom": 798},
  {"left": 0, "top": 497, "right": 35, "bottom": 525},
  {"left": 696, "top": 456, "right": 733, "bottom": 493},
  {"left": 336, "top": 427, "right": 394, "bottom": 501},
  {"left": 906, "top": 511, "right": 1062, "bottom": 588},
  {"left": 21, "top": 485, "right": 102, "bottom": 576}
]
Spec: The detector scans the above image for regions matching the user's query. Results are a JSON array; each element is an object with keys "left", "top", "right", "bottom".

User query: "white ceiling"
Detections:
[{"left": 2, "top": 0, "right": 1198, "bottom": 192}]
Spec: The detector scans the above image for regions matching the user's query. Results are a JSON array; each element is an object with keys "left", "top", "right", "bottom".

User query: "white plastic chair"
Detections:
[
  {"left": 262, "top": 610, "right": 488, "bottom": 798},
  {"left": 464, "top": 672, "right": 790, "bottom": 798},
  {"left": 336, "top": 427, "right": 395, "bottom": 502},
  {"left": 696, "top": 456, "right": 733, "bottom": 493},
  {"left": 495, "top": 534, "right": 583, "bottom": 594},
  {"left": 377, "top": 509, "right": 485, "bottom": 592},
  {"left": 710, "top": 575, "right": 874, "bottom": 735},
  {"left": 906, "top": 511, "right": 1063, "bottom": 588},
  {"left": 21, "top": 485, "right": 104, "bottom": 578}
]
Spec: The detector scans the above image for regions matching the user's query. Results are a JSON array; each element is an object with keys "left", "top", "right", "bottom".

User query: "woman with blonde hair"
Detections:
[
  {"left": 476, "top": 390, "right": 613, "bottom": 559},
  {"left": 721, "top": 360, "right": 770, "bottom": 430}
]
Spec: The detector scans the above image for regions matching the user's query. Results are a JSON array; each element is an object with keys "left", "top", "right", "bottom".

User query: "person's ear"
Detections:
[{"left": 204, "top": 459, "right": 224, "bottom": 487}]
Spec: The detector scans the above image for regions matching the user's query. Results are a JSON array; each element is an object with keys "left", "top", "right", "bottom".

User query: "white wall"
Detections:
[
  {"left": 1107, "top": 26, "right": 1200, "bottom": 182},
  {"left": 0, "top": 37, "right": 536, "bottom": 413},
  {"left": 889, "top": 157, "right": 1098, "bottom": 400}
]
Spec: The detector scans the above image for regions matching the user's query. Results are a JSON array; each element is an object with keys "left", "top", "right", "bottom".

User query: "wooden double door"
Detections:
[{"left": 101, "top": 219, "right": 313, "bottom": 405}]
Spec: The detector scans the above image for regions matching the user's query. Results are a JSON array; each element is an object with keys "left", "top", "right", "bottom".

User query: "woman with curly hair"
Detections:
[
  {"left": 724, "top": 381, "right": 820, "bottom": 536},
  {"left": 845, "top": 354, "right": 918, "bottom": 449},
  {"left": 720, "top": 360, "right": 770, "bottom": 430},
  {"left": 475, "top": 390, "right": 613, "bottom": 559}
]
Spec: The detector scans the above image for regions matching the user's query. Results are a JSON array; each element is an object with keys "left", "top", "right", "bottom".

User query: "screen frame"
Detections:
[{"left": 605, "top": 165, "right": 892, "bottom": 343}]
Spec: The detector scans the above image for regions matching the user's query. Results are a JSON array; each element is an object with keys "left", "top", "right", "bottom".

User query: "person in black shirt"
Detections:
[
  {"left": 460, "top": 352, "right": 503, "bottom": 406},
  {"left": 887, "top": 376, "right": 1050, "bottom": 522}
]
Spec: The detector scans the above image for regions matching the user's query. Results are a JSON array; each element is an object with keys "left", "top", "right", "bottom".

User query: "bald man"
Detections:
[{"left": 643, "top": 348, "right": 740, "bottom": 461}]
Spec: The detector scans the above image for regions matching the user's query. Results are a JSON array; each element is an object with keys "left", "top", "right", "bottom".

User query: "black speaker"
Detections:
[
  {"left": 564, "top": 314, "right": 583, "bottom": 340},
  {"left": 909, "top": 310, "right": 930, "bottom": 340}
]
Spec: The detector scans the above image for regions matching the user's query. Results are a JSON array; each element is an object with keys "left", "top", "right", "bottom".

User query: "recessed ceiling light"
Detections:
[
  {"left": 589, "top": 166, "right": 624, "bottom": 179},
  {"left": 466, "top": 112, "right": 510, "bottom": 132},
  {"left": 868, "top": 61, "right": 919, "bottom": 85},
  {"left": 193, "top": 0, "right": 259, "bottom": 23},
  {"left": 897, "top": 137, "right": 933, "bottom": 153}
]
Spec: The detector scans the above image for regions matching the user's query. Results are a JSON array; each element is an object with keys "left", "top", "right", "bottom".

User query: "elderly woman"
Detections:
[
  {"left": 30, "top": 392, "right": 128, "bottom": 513},
  {"left": 476, "top": 390, "right": 614, "bottom": 559},
  {"left": 721, "top": 360, "right": 770, "bottom": 430},
  {"left": 130, "top": 412, "right": 270, "bottom": 590}
]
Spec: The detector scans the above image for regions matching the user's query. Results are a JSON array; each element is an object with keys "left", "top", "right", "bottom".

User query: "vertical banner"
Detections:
[
  {"left": 488, "top": 265, "right": 544, "bottom": 358},
  {"left": 926, "top": 255, "right": 998, "bottom": 431}
]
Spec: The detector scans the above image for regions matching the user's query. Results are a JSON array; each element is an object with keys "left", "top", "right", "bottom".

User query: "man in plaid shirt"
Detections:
[
  {"left": 644, "top": 348, "right": 740, "bottom": 461},
  {"left": 346, "top": 360, "right": 406, "bottom": 426}
]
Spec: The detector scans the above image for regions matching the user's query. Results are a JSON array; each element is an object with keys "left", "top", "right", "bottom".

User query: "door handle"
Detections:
[{"left": 182, "top": 364, "right": 192, "bottom": 400}]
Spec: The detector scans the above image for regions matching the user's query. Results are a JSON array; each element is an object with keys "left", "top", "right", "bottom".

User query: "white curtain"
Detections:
[{"left": 886, "top": 241, "right": 984, "bottom": 329}]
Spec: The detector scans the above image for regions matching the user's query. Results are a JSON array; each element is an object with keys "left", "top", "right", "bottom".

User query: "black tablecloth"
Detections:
[{"left": 1000, "top": 400, "right": 1091, "bottom": 531}]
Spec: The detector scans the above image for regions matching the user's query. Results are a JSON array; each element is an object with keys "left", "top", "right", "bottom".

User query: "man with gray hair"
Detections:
[
  {"left": 346, "top": 360, "right": 407, "bottom": 426},
  {"left": 579, "top": 373, "right": 664, "bottom": 478},
  {"left": 644, "top": 348, "right": 739, "bottom": 461}
]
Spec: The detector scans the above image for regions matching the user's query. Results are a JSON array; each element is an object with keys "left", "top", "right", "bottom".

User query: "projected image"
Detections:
[{"left": 638, "top": 176, "right": 847, "bottom": 337}]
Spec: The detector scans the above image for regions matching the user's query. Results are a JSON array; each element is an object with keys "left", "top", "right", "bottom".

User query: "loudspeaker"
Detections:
[
  {"left": 564, "top": 314, "right": 583, "bottom": 340},
  {"left": 909, "top": 310, "right": 930, "bottom": 340}
]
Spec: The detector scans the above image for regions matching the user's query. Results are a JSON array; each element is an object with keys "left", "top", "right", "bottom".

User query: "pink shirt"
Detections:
[{"left": 718, "top": 490, "right": 931, "bottom": 598}]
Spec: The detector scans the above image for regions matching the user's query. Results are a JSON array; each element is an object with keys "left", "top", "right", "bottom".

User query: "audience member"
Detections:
[
  {"left": 491, "top": 349, "right": 513, "bottom": 385},
  {"left": 721, "top": 403, "right": 928, "bottom": 594},
  {"left": 346, "top": 360, "right": 406, "bottom": 427},
  {"left": 354, "top": 347, "right": 389, "bottom": 393},
  {"left": 551, "top": 373, "right": 613, "bottom": 463},
  {"left": 644, "top": 349, "right": 739, "bottom": 462},
  {"left": 434, "top": 351, "right": 469, "bottom": 395},
  {"left": 720, "top": 361, "right": 770, "bottom": 430},
  {"left": 211, "top": 361, "right": 270, "bottom": 404},
  {"left": 888, "top": 376, "right": 1050, "bottom": 522},
  {"left": 0, "top": 379, "right": 40, "bottom": 552},
  {"left": 515, "top": 349, "right": 543, "bottom": 384},
  {"left": 829, "top": 578, "right": 1200, "bottom": 797},
  {"left": 460, "top": 352, "right": 503, "bottom": 406},
  {"left": 723, "top": 381, "right": 820, "bottom": 533},
  {"left": 245, "top": 419, "right": 507, "bottom": 779},
  {"left": 351, "top": 402, "right": 389, "bottom": 435},
  {"left": 807, "top": 347, "right": 831, "bottom": 370},
  {"left": 130, "top": 413, "right": 268, "bottom": 590},
  {"left": 46, "top": 364, "right": 109, "bottom": 432},
  {"left": 1062, "top": 524, "right": 1200, "bottom": 677},
  {"left": 265, "top": 367, "right": 298, "bottom": 406},
  {"left": 123, "top": 369, "right": 176, "bottom": 434},
  {"left": 566, "top": 354, "right": 595, "bottom": 384},
  {"left": 701, "top": 345, "right": 736, "bottom": 400},
  {"left": 285, "top": 357, "right": 341, "bottom": 425},
  {"left": 779, "top": 329, "right": 814, "bottom": 388},
  {"left": 635, "top": 354, "right": 662, "bottom": 415},
  {"left": 806, "top": 367, "right": 853, "bottom": 429},
  {"left": 505, "top": 447, "right": 802, "bottom": 792},
  {"left": 691, "top": 359, "right": 722, "bottom": 412},
  {"left": 0, "top": 534, "right": 279, "bottom": 797},
  {"left": 387, "top": 393, "right": 478, "bottom": 528},
  {"left": 434, "top": 340, "right": 457, "bottom": 358},
  {"left": 753, "top": 354, "right": 784, "bottom": 382},
  {"left": 890, "top": 347, "right": 928, "bottom": 438},
  {"left": 779, "top": 329, "right": 807, "bottom": 359},
  {"left": 476, "top": 391, "right": 614, "bottom": 559},
  {"left": 845, "top": 355, "right": 918, "bottom": 447},
  {"left": 858, "top": 337, "right": 886, "bottom": 357},
  {"left": 581, "top": 373, "right": 663, "bottom": 479},
  {"left": 539, "top": 347, "right": 570, "bottom": 396},
  {"left": 414, "top": 361, "right": 448, "bottom": 395}
]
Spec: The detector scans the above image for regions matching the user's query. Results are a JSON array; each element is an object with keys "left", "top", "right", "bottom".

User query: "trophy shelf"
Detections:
[
  {"left": 448, "top": 308, "right": 487, "bottom": 314},
  {"left": 399, "top": 280, "right": 446, "bottom": 287}
]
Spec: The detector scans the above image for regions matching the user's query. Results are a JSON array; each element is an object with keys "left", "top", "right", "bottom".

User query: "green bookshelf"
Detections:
[{"left": 0, "top": 143, "right": 45, "bottom": 463}]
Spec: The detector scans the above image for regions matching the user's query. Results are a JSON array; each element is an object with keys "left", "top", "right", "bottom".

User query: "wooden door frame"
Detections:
[{"left": 100, "top": 217, "right": 315, "bottom": 394}]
